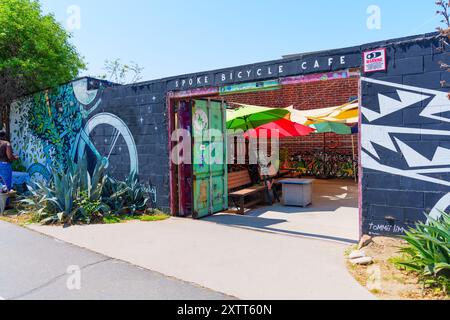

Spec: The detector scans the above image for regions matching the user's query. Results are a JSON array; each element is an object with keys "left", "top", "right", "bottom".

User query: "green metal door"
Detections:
[{"left": 192, "top": 100, "right": 228, "bottom": 218}]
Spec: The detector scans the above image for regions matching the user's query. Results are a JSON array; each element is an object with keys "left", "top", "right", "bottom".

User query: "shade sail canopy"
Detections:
[
  {"left": 286, "top": 101, "right": 359, "bottom": 125},
  {"left": 243, "top": 118, "right": 316, "bottom": 139},
  {"left": 226, "top": 104, "right": 290, "bottom": 131},
  {"left": 286, "top": 105, "right": 338, "bottom": 125},
  {"left": 310, "top": 122, "right": 352, "bottom": 135},
  {"left": 333, "top": 107, "right": 359, "bottom": 121}
]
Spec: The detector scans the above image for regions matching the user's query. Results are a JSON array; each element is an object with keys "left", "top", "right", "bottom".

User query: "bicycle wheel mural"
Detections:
[
  {"left": 77, "top": 113, "right": 139, "bottom": 180},
  {"left": 10, "top": 78, "right": 138, "bottom": 183}
]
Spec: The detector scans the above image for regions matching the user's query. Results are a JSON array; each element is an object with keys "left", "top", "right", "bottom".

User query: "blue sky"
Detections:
[{"left": 40, "top": 0, "right": 442, "bottom": 81}]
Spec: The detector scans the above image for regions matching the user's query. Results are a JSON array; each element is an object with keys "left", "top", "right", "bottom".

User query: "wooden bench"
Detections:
[{"left": 228, "top": 170, "right": 266, "bottom": 215}]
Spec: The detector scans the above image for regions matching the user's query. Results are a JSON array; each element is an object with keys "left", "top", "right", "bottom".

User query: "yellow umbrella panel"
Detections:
[
  {"left": 286, "top": 101, "right": 359, "bottom": 125},
  {"left": 285, "top": 105, "right": 339, "bottom": 125}
]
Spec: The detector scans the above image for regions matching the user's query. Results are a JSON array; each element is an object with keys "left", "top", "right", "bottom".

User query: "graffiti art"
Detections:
[
  {"left": 361, "top": 77, "right": 450, "bottom": 223},
  {"left": 10, "top": 78, "right": 139, "bottom": 183}
]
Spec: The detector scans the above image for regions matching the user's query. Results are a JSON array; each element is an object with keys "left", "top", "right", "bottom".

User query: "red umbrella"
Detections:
[{"left": 244, "top": 118, "right": 315, "bottom": 139}]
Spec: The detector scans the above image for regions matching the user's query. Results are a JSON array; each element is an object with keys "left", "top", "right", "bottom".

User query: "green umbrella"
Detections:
[
  {"left": 309, "top": 122, "right": 352, "bottom": 135},
  {"left": 227, "top": 104, "right": 290, "bottom": 131}
]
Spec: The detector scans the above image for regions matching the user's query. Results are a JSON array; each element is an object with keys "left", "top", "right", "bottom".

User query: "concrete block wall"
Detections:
[
  {"left": 11, "top": 32, "right": 449, "bottom": 229},
  {"left": 361, "top": 36, "right": 450, "bottom": 235},
  {"left": 9, "top": 78, "right": 171, "bottom": 211},
  {"left": 89, "top": 81, "right": 170, "bottom": 210}
]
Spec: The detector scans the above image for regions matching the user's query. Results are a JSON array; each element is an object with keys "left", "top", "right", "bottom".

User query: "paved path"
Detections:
[
  {"left": 30, "top": 218, "right": 374, "bottom": 300},
  {"left": 217, "top": 179, "right": 360, "bottom": 243},
  {"left": 0, "top": 221, "right": 232, "bottom": 300}
]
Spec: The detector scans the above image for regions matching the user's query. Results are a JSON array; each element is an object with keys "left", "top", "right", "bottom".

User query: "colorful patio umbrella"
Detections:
[
  {"left": 243, "top": 118, "right": 316, "bottom": 139},
  {"left": 226, "top": 104, "right": 290, "bottom": 131},
  {"left": 309, "top": 122, "right": 352, "bottom": 135}
]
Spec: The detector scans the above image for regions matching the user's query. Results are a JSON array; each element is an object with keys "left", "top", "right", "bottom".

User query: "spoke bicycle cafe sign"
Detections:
[{"left": 169, "top": 52, "right": 360, "bottom": 90}]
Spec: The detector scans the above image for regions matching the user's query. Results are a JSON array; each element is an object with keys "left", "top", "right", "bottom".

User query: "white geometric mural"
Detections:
[{"left": 361, "top": 77, "right": 450, "bottom": 221}]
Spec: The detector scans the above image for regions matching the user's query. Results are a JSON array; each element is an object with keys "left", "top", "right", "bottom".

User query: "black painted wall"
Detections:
[
  {"left": 100, "top": 41, "right": 364, "bottom": 212},
  {"left": 361, "top": 35, "right": 450, "bottom": 235},
  {"left": 80, "top": 32, "right": 450, "bottom": 230},
  {"left": 85, "top": 81, "right": 170, "bottom": 210},
  {"left": 12, "top": 32, "right": 449, "bottom": 231}
]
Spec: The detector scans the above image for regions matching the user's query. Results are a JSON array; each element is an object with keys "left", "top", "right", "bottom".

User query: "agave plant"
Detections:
[
  {"left": 27, "top": 161, "right": 79, "bottom": 224},
  {"left": 77, "top": 156, "right": 107, "bottom": 203},
  {"left": 395, "top": 212, "right": 450, "bottom": 291},
  {"left": 26, "top": 156, "right": 109, "bottom": 225},
  {"left": 19, "top": 190, "right": 50, "bottom": 223},
  {"left": 102, "top": 171, "right": 149, "bottom": 215},
  {"left": 124, "top": 171, "right": 150, "bottom": 213}
]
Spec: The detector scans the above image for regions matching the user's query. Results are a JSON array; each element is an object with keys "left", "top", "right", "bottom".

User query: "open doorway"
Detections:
[
  {"left": 168, "top": 69, "right": 361, "bottom": 242},
  {"left": 169, "top": 98, "right": 228, "bottom": 219}
]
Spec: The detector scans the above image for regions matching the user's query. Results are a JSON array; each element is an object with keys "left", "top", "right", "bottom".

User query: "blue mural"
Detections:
[
  {"left": 29, "top": 83, "right": 83, "bottom": 174},
  {"left": 10, "top": 78, "right": 139, "bottom": 183}
]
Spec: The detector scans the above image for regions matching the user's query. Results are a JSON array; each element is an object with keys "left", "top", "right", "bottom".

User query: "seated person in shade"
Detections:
[
  {"left": 258, "top": 153, "right": 281, "bottom": 204},
  {"left": 0, "top": 131, "right": 19, "bottom": 208}
]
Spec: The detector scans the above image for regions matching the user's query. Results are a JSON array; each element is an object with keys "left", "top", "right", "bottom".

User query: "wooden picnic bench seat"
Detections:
[{"left": 228, "top": 170, "right": 266, "bottom": 215}]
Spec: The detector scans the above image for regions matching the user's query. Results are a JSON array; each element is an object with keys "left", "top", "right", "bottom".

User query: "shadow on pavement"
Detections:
[{"left": 204, "top": 213, "right": 358, "bottom": 244}]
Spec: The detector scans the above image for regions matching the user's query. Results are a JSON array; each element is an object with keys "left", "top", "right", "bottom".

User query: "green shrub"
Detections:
[
  {"left": 394, "top": 212, "right": 450, "bottom": 293},
  {"left": 103, "top": 215, "right": 122, "bottom": 224},
  {"left": 73, "top": 191, "right": 110, "bottom": 224},
  {"left": 139, "top": 213, "right": 169, "bottom": 222}
]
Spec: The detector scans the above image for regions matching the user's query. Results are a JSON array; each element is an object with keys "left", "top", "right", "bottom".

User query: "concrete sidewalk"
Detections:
[
  {"left": 30, "top": 218, "right": 373, "bottom": 300},
  {"left": 211, "top": 179, "right": 360, "bottom": 244},
  {"left": 0, "top": 221, "right": 231, "bottom": 300}
]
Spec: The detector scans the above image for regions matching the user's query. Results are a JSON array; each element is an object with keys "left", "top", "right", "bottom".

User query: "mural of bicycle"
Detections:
[{"left": 11, "top": 78, "right": 139, "bottom": 183}]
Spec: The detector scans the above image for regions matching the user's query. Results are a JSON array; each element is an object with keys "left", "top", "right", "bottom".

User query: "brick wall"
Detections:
[{"left": 214, "top": 77, "right": 359, "bottom": 155}]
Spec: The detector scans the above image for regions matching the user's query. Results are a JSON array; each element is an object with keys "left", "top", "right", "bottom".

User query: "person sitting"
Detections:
[
  {"left": 258, "top": 153, "right": 281, "bottom": 204},
  {"left": 0, "top": 131, "right": 19, "bottom": 209}
]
